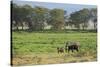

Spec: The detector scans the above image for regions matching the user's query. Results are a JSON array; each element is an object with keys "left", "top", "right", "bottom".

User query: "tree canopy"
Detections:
[{"left": 11, "top": 2, "right": 97, "bottom": 31}]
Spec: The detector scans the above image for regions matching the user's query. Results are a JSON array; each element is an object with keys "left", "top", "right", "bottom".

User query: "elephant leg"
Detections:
[{"left": 76, "top": 48, "right": 79, "bottom": 52}]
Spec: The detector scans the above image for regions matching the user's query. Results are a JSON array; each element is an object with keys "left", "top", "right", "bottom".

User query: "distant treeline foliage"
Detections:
[{"left": 11, "top": 2, "right": 97, "bottom": 31}]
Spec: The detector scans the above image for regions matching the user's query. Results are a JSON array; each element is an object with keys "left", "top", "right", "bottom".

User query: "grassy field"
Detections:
[{"left": 12, "top": 31, "right": 97, "bottom": 66}]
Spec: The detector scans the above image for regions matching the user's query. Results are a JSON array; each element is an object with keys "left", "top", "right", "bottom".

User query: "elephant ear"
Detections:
[{"left": 76, "top": 42, "right": 80, "bottom": 46}]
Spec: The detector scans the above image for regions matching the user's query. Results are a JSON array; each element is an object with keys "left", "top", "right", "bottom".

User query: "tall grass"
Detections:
[{"left": 12, "top": 32, "right": 97, "bottom": 54}]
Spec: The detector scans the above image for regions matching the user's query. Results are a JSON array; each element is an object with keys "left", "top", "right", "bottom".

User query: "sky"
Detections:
[{"left": 12, "top": 0, "right": 97, "bottom": 15}]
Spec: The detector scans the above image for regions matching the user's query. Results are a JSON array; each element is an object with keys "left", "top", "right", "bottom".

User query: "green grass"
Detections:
[
  {"left": 12, "top": 32, "right": 97, "bottom": 54},
  {"left": 12, "top": 31, "right": 97, "bottom": 65}
]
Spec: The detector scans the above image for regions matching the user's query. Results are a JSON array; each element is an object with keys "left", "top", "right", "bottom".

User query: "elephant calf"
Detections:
[{"left": 57, "top": 47, "right": 64, "bottom": 53}]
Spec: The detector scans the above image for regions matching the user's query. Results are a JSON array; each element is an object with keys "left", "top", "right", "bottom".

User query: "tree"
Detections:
[
  {"left": 49, "top": 9, "right": 65, "bottom": 30},
  {"left": 70, "top": 11, "right": 82, "bottom": 29},
  {"left": 70, "top": 8, "right": 90, "bottom": 30},
  {"left": 89, "top": 8, "right": 97, "bottom": 30},
  {"left": 11, "top": 2, "right": 34, "bottom": 30},
  {"left": 21, "top": 5, "right": 33, "bottom": 30},
  {"left": 31, "top": 6, "right": 49, "bottom": 31},
  {"left": 79, "top": 9, "right": 90, "bottom": 30},
  {"left": 11, "top": 3, "right": 20, "bottom": 30}
]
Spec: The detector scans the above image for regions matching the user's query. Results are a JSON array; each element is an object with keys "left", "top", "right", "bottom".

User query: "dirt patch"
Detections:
[{"left": 11, "top": 53, "right": 97, "bottom": 66}]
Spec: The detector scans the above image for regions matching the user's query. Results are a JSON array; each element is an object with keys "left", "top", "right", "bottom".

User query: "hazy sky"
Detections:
[{"left": 12, "top": 0, "right": 97, "bottom": 15}]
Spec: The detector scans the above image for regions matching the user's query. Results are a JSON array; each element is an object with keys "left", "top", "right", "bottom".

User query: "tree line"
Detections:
[{"left": 11, "top": 2, "right": 97, "bottom": 31}]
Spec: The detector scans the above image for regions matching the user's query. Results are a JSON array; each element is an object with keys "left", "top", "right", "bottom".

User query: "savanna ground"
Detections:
[{"left": 11, "top": 31, "right": 97, "bottom": 66}]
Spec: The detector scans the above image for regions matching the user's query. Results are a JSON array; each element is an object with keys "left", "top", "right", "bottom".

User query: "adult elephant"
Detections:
[{"left": 65, "top": 41, "right": 80, "bottom": 52}]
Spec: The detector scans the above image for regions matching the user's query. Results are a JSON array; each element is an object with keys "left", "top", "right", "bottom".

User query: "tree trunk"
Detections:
[
  {"left": 82, "top": 23, "right": 86, "bottom": 30},
  {"left": 15, "top": 20, "right": 19, "bottom": 31},
  {"left": 22, "top": 25, "right": 23, "bottom": 30},
  {"left": 21, "top": 22, "right": 24, "bottom": 30},
  {"left": 94, "top": 22, "right": 97, "bottom": 30},
  {"left": 28, "top": 21, "right": 33, "bottom": 31},
  {"left": 16, "top": 25, "right": 19, "bottom": 31}
]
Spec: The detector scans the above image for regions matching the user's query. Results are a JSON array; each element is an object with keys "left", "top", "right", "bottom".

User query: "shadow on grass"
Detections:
[{"left": 12, "top": 29, "right": 97, "bottom": 33}]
